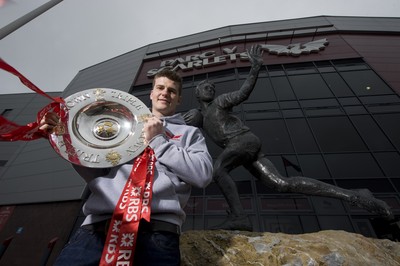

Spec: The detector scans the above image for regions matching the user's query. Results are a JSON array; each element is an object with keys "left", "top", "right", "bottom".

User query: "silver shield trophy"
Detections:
[{"left": 49, "top": 88, "right": 152, "bottom": 168}]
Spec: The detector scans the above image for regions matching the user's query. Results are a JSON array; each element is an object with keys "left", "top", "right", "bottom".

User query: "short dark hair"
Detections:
[{"left": 152, "top": 69, "right": 183, "bottom": 95}]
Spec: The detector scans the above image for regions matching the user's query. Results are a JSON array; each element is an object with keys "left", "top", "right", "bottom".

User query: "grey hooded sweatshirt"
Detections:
[{"left": 75, "top": 113, "right": 213, "bottom": 230}]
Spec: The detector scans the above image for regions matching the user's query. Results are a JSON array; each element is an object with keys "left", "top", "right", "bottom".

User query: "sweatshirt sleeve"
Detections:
[{"left": 148, "top": 127, "right": 213, "bottom": 188}]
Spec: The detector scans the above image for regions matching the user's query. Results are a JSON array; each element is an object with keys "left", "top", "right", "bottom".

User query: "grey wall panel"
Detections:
[
  {"left": 0, "top": 167, "right": 83, "bottom": 190},
  {"left": 0, "top": 94, "right": 33, "bottom": 104},
  {"left": 146, "top": 27, "right": 232, "bottom": 54},
  {"left": 327, "top": 17, "right": 400, "bottom": 32},
  {"left": 0, "top": 142, "right": 22, "bottom": 156},
  {"left": 63, "top": 47, "right": 148, "bottom": 97},
  {"left": 0, "top": 175, "right": 84, "bottom": 204},
  {"left": 2, "top": 151, "right": 73, "bottom": 178},
  {"left": 7, "top": 146, "right": 60, "bottom": 165},
  {"left": 230, "top": 17, "right": 332, "bottom": 36}
]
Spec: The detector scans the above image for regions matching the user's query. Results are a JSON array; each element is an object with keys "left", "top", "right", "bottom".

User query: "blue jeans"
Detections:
[{"left": 54, "top": 227, "right": 181, "bottom": 266}]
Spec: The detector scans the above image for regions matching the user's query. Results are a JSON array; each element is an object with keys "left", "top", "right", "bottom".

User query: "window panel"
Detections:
[
  {"left": 280, "top": 101, "right": 300, "bottom": 109},
  {"left": 322, "top": 72, "right": 354, "bottom": 97},
  {"left": 286, "top": 118, "right": 319, "bottom": 153},
  {"left": 270, "top": 76, "right": 296, "bottom": 101},
  {"left": 374, "top": 152, "right": 400, "bottom": 177},
  {"left": 282, "top": 109, "right": 303, "bottom": 118},
  {"left": 360, "top": 95, "right": 400, "bottom": 105},
  {"left": 238, "top": 67, "right": 251, "bottom": 77},
  {"left": 325, "top": 153, "right": 383, "bottom": 178},
  {"left": 289, "top": 74, "right": 334, "bottom": 100},
  {"left": 255, "top": 179, "right": 282, "bottom": 194},
  {"left": 247, "top": 119, "right": 294, "bottom": 153},
  {"left": 284, "top": 63, "right": 317, "bottom": 75},
  {"left": 350, "top": 115, "right": 394, "bottom": 151},
  {"left": 366, "top": 104, "right": 400, "bottom": 114},
  {"left": 205, "top": 182, "right": 224, "bottom": 196},
  {"left": 305, "top": 107, "right": 344, "bottom": 117},
  {"left": 341, "top": 70, "right": 393, "bottom": 96},
  {"left": 267, "top": 155, "right": 287, "bottom": 178},
  {"left": 246, "top": 77, "right": 276, "bottom": 102},
  {"left": 338, "top": 97, "right": 360, "bottom": 106},
  {"left": 333, "top": 58, "right": 369, "bottom": 71},
  {"left": 374, "top": 113, "right": 400, "bottom": 151},
  {"left": 260, "top": 198, "right": 298, "bottom": 210},
  {"left": 335, "top": 179, "right": 395, "bottom": 193},
  {"left": 213, "top": 80, "right": 238, "bottom": 96},
  {"left": 315, "top": 60, "right": 335, "bottom": 73},
  {"left": 207, "top": 68, "right": 236, "bottom": 80},
  {"left": 300, "top": 216, "right": 320, "bottom": 233},
  {"left": 312, "top": 197, "right": 345, "bottom": 214},
  {"left": 245, "top": 111, "right": 281, "bottom": 120},
  {"left": 231, "top": 166, "right": 252, "bottom": 182},
  {"left": 300, "top": 99, "right": 339, "bottom": 108},
  {"left": 263, "top": 215, "right": 303, "bottom": 234},
  {"left": 309, "top": 116, "right": 367, "bottom": 152},
  {"left": 297, "top": 154, "right": 331, "bottom": 179},
  {"left": 262, "top": 209, "right": 309, "bottom": 232},
  {"left": 267, "top": 65, "right": 285, "bottom": 76},
  {"left": 236, "top": 181, "right": 253, "bottom": 194},
  {"left": 344, "top": 106, "right": 367, "bottom": 115},
  {"left": 243, "top": 102, "right": 279, "bottom": 111},
  {"left": 176, "top": 88, "right": 194, "bottom": 113},
  {"left": 392, "top": 179, "right": 400, "bottom": 192},
  {"left": 318, "top": 216, "right": 354, "bottom": 231},
  {"left": 282, "top": 155, "right": 302, "bottom": 177}
]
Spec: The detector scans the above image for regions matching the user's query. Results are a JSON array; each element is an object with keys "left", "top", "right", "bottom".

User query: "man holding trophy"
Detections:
[{"left": 40, "top": 69, "right": 213, "bottom": 266}]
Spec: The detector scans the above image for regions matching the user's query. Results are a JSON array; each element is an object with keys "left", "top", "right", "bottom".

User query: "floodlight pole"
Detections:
[{"left": 0, "top": 0, "right": 63, "bottom": 40}]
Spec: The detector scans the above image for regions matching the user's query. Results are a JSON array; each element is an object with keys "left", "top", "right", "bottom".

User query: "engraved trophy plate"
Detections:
[{"left": 49, "top": 88, "right": 152, "bottom": 168}]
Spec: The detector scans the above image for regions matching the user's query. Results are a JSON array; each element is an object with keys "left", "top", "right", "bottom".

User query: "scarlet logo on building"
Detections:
[{"left": 146, "top": 39, "right": 328, "bottom": 77}]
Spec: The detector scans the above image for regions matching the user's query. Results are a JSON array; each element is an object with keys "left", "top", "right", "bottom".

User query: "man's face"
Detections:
[
  {"left": 197, "top": 82, "right": 215, "bottom": 102},
  {"left": 150, "top": 76, "right": 181, "bottom": 117}
]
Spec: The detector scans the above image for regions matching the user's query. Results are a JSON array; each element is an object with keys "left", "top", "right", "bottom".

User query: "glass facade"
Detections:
[{"left": 133, "top": 58, "right": 400, "bottom": 237}]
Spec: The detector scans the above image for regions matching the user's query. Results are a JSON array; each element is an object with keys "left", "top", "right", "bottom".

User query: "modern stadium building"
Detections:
[{"left": 1, "top": 16, "right": 399, "bottom": 264}]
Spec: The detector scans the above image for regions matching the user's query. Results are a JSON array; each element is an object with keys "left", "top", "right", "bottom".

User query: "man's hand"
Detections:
[
  {"left": 248, "top": 44, "right": 263, "bottom": 68},
  {"left": 39, "top": 112, "right": 60, "bottom": 133},
  {"left": 143, "top": 116, "right": 164, "bottom": 143}
]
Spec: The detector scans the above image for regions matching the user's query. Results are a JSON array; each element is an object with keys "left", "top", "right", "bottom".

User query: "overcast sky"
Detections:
[{"left": 0, "top": 0, "right": 399, "bottom": 95}]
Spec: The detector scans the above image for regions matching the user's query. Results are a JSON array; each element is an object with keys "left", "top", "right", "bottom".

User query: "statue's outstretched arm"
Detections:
[{"left": 218, "top": 45, "right": 264, "bottom": 109}]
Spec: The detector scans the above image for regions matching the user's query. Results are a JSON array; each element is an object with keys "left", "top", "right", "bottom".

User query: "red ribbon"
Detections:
[
  {"left": 0, "top": 58, "right": 64, "bottom": 141},
  {"left": 100, "top": 147, "right": 156, "bottom": 266},
  {"left": 0, "top": 102, "right": 61, "bottom": 141},
  {"left": 0, "top": 58, "right": 63, "bottom": 103}
]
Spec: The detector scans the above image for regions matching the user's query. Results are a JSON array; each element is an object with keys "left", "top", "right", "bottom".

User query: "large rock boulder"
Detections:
[{"left": 180, "top": 230, "right": 400, "bottom": 265}]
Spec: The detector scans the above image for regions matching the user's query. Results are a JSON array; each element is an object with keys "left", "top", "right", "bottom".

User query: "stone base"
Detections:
[{"left": 180, "top": 230, "right": 400, "bottom": 266}]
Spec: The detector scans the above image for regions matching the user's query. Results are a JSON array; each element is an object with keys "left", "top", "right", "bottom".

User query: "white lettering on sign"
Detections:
[
  {"left": 147, "top": 46, "right": 249, "bottom": 77},
  {"left": 146, "top": 39, "right": 329, "bottom": 77}
]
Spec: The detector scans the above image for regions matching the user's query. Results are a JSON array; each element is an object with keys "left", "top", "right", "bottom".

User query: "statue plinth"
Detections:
[{"left": 180, "top": 230, "right": 400, "bottom": 266}]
